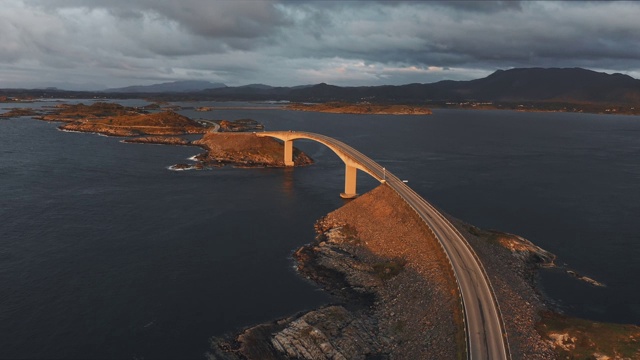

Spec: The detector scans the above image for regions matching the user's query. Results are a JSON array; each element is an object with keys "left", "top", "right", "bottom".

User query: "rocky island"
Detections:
[
  {"left": 210, "top": 184, "right": 640, "bottom": 360},
  {"left": 193, "top": 133, "right": 312, "bottom": 168},
  {"left": 286, "top": 102, "right": 433, "bottom": 115},
  {"left": 31, "top": 101, "right": 312, "bottom": 169},
  {"left": 0, "top": 108, "right": 40, "bottom": 118},
  {"left": 59, "top": 110, "right": 207, "bottom": 137}
]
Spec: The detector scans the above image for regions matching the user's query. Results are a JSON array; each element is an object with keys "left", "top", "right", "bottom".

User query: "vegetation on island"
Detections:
[
  {"left": 287, "top": 101, "right": 433, "bottom": 115},
  {"left": 58, "top": 110, "right": 206, "bottom": 136},
  {"left": 537, "top": 312, "right": 640, "bottom": 359},
  {"left": 38, "top": 102, "right": 137, "bottom": 122}
]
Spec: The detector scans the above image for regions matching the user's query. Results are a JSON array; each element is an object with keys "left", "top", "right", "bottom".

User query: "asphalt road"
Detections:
[{"left": 263, "top": 131, "right": 510, "bottom": 360}]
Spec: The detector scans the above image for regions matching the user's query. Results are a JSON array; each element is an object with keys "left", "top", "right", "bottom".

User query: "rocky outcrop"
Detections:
[
  {"left": 536, "top": 311, "right": 640, "bottom": 359},
  {"left": 0, "top": 108, "right": 40, "bottom": 118},
  {"left": 468, "top": 227, "right": 556, "bottom": 267},
  {"left": 454, "top": 223, "right": 558, "bottom": 359},
  {"left": 122, "top": 136, "right": 191, "bottom": 145},
  {"left": 58, "top": 110, "right": 206, "bottom": 136},
  {"left": 209, "top": 182, "right": 627, "bottom": 360},
  {"left": 217, "top": 118, "right": 264, "bottom": 132},
  {"left": 193, "top": 133, "right": 313, "bottom": 167},
  {"left": 269, "top": 306, "right": 381, "bottom": 360},
  {"left": 38, "top": 102, "right": 137, "bottom": 122},
  {"left": 211, "top": 184, "right": 462, "bottom": 359}
]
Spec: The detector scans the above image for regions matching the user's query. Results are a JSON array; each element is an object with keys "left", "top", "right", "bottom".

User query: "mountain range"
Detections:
[
  {"left": 105, "top": 80, "right": 226, "bottom": 93},
  {"left": 3, "top": 68, "right": 640, "bottom": 106},
  {"left": 183, "top": 68, "right": 640, "bottom": 105}
]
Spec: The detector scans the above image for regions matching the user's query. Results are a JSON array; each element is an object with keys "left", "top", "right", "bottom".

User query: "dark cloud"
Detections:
[
  {"left": 2, "top": 0, "right": 640, "bottom": 89},
  {"left": 27, "top": 0, "right": 287, "bottom": 39}
]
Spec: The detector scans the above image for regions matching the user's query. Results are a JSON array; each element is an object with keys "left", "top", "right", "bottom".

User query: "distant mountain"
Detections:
[
  {"left": 106, "top": 80, "right": 226, "bottom": 93},
  {"left": 241, "top": 84, "right": 274, "bottom": 90},
  {"left": 282, "top": 68, "right": 640, "bottom": 104},
  {"left": 3, "top": 68, "right": 639, "bottom": 106},
  {"left": 186, "top": 68, "right": 640, "bottom": 105},
  {"left": 453, "top": 67, "right": 640, "bottom": 103}
]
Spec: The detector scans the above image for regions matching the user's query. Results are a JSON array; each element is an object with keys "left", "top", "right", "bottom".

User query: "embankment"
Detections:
[{"left": 212, "top": 184, "right": 463, "bottom": 359}]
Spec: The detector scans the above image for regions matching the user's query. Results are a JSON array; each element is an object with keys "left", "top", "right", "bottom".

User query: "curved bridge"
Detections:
[
  {"left": 258, "top": 130, "right": 511, "bottom": 360},
  {"left": 257, "top": 131, "right": 381, "bottom": 198}
]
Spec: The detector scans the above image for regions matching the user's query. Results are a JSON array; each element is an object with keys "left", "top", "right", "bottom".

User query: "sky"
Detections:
[{"left": 1, "top": 0, "right": 640, "bottom": 90}]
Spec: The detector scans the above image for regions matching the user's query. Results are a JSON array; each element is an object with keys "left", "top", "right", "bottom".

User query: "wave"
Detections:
[{"left": 168, "top": 164, "right": 197, "bottom": 171}]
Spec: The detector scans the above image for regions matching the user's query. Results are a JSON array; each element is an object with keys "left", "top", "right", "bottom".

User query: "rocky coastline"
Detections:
[
  {"left": 210, "top": 185, "right": 463, "bottom": 359},
  {"left": 0, "top": 108, "right": 40, "bottom": 118},
  {"left": 27, "top": 102, "right": 312, "bottom": 169},
  {"left": 58, "top": 110, "right": 207, "bottom": 136},
  {"left": 210, "top": 184, "right": 639, "bottom": 359},
  {"left": 122, "top": 136, "right": 192, "bottom": 146},
  {"left": 193, "top": 133, "right": 313, "bottom": 168}
]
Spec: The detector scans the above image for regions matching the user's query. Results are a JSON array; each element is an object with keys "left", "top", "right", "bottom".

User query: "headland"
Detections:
[{"left": 210, "top": 183, "right": 640, "bottom": 359}]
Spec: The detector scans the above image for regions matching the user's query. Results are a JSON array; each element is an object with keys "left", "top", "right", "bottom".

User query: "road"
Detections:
[
  {"left": 196, "top": 119, "right": 220, "bottom": 132},
  {"left": 266, "top": 131, "right": 510, "bottom": 360}
]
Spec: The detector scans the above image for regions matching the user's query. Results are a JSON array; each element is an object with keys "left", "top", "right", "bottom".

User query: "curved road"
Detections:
[{"left": 261, "top": 131, "right": 510, "bottom": 360}]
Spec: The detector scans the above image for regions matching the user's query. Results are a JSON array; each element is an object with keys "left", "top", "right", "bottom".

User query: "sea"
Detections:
[{"left": 1, "top": 100, "right": 639, "bottom": 359}]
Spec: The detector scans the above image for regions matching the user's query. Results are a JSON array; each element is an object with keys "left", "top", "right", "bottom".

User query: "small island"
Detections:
[
  {"left": 0, "top": 108, "right": 40, "bottom": 118},
  {"left": 286, "top": 102, "right": 433, "bottom": 115},
  {"left": 32, "top": 102, "right": 313, "bottom": 169},
  {"left": 193, "top": 133, "right": 313, "bottom": 168}
]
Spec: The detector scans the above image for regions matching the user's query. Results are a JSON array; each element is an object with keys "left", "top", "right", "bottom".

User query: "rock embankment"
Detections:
[
  {"left": 211, "top": 184, "right": 462, "bottom": 359},
  {"left": 194, "top": 133, "right": 313, "bottom": 168},
  {"left": 455, "top": 223, "right": 558, "bottom": 359}
]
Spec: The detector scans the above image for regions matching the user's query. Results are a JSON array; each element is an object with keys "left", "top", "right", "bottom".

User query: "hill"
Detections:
[
  {"left": 3, "top": 68, "right": 640, "bottom": 111},
  {"left": 106, "top": 80, "right": 226, "bottom": 93},
  {"left": 176, "top": 68, "right": 639, "bottom": 107}
]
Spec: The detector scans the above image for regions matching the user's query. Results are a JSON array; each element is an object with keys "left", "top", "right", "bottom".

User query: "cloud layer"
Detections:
[{"left": 2, "top": 1, "right": 639, "bottom": 89}]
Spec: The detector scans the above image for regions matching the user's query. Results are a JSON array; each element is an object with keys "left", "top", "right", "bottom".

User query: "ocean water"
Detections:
[{"left": 1, "top": 103, "right": 639, "bottom": 358}]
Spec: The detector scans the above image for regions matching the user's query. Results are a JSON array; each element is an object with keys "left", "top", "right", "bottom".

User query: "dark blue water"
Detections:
[
  {"left": 1, "top": 104, "right": 639, "bottom": 359},
  {"left": 0, "top": 114, "right": 338, "bottom": 359}
]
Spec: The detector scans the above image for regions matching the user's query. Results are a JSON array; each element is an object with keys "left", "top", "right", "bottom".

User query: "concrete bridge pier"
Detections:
[
  {"left": 340, "top": 164, "right": 358, "bottom": 199},
  {"left": 268, "top": 132, "right": 363, "bottom": 198},
  {"left": 284, "top": 140, "right": 294, "bottom": 166}
]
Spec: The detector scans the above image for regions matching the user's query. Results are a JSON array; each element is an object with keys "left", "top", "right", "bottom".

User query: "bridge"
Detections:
[
  {"left": 257, "top": 131, "right": 511, "bottom": 360},
  {"left": 257, "top": 131, "right": 378, "bottom": 198}
]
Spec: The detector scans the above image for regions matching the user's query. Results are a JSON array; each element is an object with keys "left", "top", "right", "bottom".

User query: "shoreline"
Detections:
[
  {"left": 212, "top": 184, "right": 638, "bottom": 359},
  {"left": 8, "top": 104, "right": 640, "bottom": 358}
]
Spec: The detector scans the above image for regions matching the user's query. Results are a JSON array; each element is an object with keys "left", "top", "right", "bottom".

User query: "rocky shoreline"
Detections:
[
  {"left": 122, "top": 136, "right": 192, "bottom": 146},
  {"left": 193, "top": 133, "right": 313, "bottom": 168},
  {"left": 210, "top": 185, "right": 463, "bottom": 359},
  {"left": 209, "top": 183, "right": 639, "bottom": 359},
  {"left": 24, "top": 102, "right": 313, "bottom": 169}
]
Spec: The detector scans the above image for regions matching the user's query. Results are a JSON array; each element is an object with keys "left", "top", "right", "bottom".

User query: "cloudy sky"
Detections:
[{"left": 2, "top": 0, "right": 640, "bottom": 90}]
